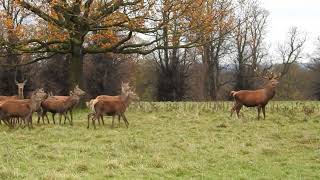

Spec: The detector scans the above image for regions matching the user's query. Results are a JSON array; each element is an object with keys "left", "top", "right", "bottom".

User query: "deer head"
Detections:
[
  {"left": 121, "top": 82, "right": 131, "bottom": 94},
  {"left": 30, "top": 88, "right": 48, "bottom": 108},
  {"left": 15, "top": 79, "right": 27, "bottom": 99},
  {"left": 255, "top": 68, "right": 281, "bottom": 89},
  {"left": 72, "top": 85, "right": 86, "bottom": 96}
]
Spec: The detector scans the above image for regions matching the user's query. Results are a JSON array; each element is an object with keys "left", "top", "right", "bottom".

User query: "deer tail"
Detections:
[
  {"left": 91, "top": 99, "right": 99, "bottom": 112},
  {"left": 230, "top": 91, "right": 237, "bottom": 98}
]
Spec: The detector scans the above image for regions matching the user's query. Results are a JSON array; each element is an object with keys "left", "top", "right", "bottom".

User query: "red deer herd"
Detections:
[{"left": 0, "top": 69, "right": 280, "bottom": 129}]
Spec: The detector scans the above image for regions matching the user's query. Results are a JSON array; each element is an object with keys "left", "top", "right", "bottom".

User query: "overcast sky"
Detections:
[{"left": 261, "top": 0, "right": 320, "bottom": 61}]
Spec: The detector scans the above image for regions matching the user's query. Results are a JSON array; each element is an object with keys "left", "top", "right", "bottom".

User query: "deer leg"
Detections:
[
  {"left": 52, "top": 113, "right": 56, "bottom": 124},
  {"left": 230, "top": 102, "right": 239, "bottom": 117},
  {"left": 262, "top": 106, "right": 266, "bottom": 119},
  {"left": 11, "top": 118, "right": 14, "bottom": 126},
  {"left": 69, "top": 110, "right": 73, "bottom": 126},
  {"left": 2, "top": 119, "right": 11, "bottom": 128},
  {"left": 45, "top": 113, "right": 51, "bottom": 124},
  {"left": 101, "top": 115, "right": 104, "bottom": 125},
  {"left": 28, "top": 115, "right": 33, "bottom": 129},
  {"left": 257, "top": 106, "right": 261, "bottom": 120},
  {"left": 118, "top": 115, "right": 121, "bottom": 127},
  {"left": 37, "top": 113, "right": 41, "bottom": 124},
  {"left": 236, "top": 104, "right": 243, "bottom": 118},
  {"left": 42, "top": 114, "right": 45, "bottom": 124},
  {"left": 59, "top": 113, "right": 62, "bottom": 125},
  {"left": 112, "top": 116, "right": 115, "bottom": 128},
  {"left": 92, "top": 116, "right": 96, "bottom": 129},
  {"left": 65, "top": 112, "right": 72, "bottom": 125},
  {"left": 121, "top": 114, "right": 129, "bottom": 128},
  {"left": 63, "top": 112, "right": 67, "bottom": 124},
  {"left": 97, "top": 116, "right": 101, "bottom": 125},
  {"left": 46, "top": 114, "right": 49, "bottom": 124},
  {"left": 9, "top": 118, "right": 15, "bottom": 128},
  {"left": 87, "top": 113, "right": 93, "bottom": 129}
]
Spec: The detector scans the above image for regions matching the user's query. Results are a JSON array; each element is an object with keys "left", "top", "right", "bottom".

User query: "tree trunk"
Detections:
[
  {"left": 69, "top": 42, "right": 84, "bottom": 89},
  {"left": 68, "top": 34, "right": 85, "bottom": 106}
]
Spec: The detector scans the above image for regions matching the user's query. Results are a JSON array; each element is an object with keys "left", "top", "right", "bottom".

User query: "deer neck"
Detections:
[
  {"left": 120, "top": 93, "right": 131, "bottom": 106},
  {"left": 30, "top": 97, "right": 42, "bottom": 111},
  {"left": 69, "top": 94, "right": 79, "bottom": 101},
  {"left": 264, "top": 85, "right": 276, "bottom": 99},
  {"left": 18, "top": 88, "right": 24, "bottom": 99}
]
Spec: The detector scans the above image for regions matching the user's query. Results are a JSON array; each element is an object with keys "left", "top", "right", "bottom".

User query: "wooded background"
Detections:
[{"left": 0, "top": 0, "right": 320, "bottom": 101}]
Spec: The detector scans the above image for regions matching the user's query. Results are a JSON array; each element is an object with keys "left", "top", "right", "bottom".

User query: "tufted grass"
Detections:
[{"left": 0, "top": 101, "right": 320, "bottom": 179}]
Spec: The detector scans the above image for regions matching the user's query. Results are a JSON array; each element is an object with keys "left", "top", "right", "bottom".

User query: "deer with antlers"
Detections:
[{"left": 230, "top": 69, "right": 281, "bottom": 119}]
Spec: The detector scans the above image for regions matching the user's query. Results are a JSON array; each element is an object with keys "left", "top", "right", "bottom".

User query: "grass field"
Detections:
[{"left": 0, "top": 101, "right": 320, "bottom": 179}]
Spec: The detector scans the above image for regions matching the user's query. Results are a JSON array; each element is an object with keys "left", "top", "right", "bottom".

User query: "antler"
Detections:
[{"left": 254, "top": 68, "right": 280, "bottom": 80}]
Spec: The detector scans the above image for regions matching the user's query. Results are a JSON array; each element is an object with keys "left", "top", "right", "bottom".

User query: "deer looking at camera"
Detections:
[
  {"left": 0, "top": 79, "right": 27, "bottom": 102},
  {"left": 230, "top": 70, "right": 281, "bottom": 119},
  {"left": 15, "top": 79, "right": 27, "bottom": 99},
  {"left": 0, "top": 79, "right": 27, "bottom": 125}
]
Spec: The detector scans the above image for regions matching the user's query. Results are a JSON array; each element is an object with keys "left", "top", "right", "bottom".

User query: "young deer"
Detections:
[
  {"left": 87, "top": 87, "right": 139, "bottom": 129},
  {"left": 38, "top": 85, "right": 85, "bottom": 125},
  {"left": 0, "top": 89, "right": 47, "bottom": 128},
  {"left": 230, "top": 70, "right": 280, "bottom": 119}
]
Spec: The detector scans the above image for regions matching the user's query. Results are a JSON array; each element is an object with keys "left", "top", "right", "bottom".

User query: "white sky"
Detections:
[{"left": 261, "top": 0, "right": 320, "bottom": 62}]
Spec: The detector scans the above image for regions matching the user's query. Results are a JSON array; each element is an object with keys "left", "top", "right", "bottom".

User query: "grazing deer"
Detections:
[
  {"left": 87, "top": 86, "right": 139, "bottom": 129},
  {"left": 230, "top": 70, "right": 281, "bottom": 119},
  {"left": 0, "top": 89, "right": 47, "bottom": 128},
  {"left": 38, "top": 85, "right": 85, "bottom": 125}
]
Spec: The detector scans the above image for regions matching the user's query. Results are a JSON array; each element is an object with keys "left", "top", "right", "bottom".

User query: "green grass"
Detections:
[{"left": 0, "top": 101, "right": 320, "bottom": 179}]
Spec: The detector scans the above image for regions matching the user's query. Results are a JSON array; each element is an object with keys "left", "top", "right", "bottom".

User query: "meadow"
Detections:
[{"left": 0, "top": 101, "right": 319, "bottom": 179}]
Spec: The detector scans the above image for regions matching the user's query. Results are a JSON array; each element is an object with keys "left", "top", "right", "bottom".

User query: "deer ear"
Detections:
[{"left": 23, "top": 79, "right": 27, "bottom": 84}]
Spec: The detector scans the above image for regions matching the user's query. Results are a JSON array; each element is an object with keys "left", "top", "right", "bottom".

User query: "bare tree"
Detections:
[
  {"left": 278, "top": 27, "right": 306, "bottom": 77},
  {"left": 0, "top": 0, "right": 30, "bottom": 95},
  {"left": 232, "top": 0, "right": 268, "bottom": 91},
  {"left": 201, "top": 0, "right": 234, "bottom": 100}
]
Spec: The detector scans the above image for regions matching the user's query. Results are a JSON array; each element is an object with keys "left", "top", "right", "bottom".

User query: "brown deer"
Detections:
[
  {"left": 0, "top": 79, "right": 27, "bottom": 124},
  {"left": 87, "top": 88, "right": 139, "bottom": 129},
  {"left": 87, "top": 82, "right": 138, "bottom": 126},
  {"left": 0, "top": 96, "right": 18, "bottom": 102},
  {"left": 38, "top": 85, "right": 85, "bottom": 125},
  {"left": 230, "top": 70, "right": 281, "bottom": 119},
  {"left": 0, "top": 89, "right": 48, "bottom": 128}
]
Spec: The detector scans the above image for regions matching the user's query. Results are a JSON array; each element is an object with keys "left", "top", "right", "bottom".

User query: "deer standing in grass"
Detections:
[
  {"left": 38, "top": 85, "right": 85, "bottom": 125},
  {"left": 0, "top": 79, "right": 27, "bottom": 125},
  {"left": 230, "top": 70, "right": 281, "bottom": 119},
  {"left": 87, "top": 83, "right": 139, "bottom": 129},
  {"left": 86, "top": 82, "right": 132, "bottom": 125},
  {"left": 0, "top": 89, "right": 48, "bottom": 128}
]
